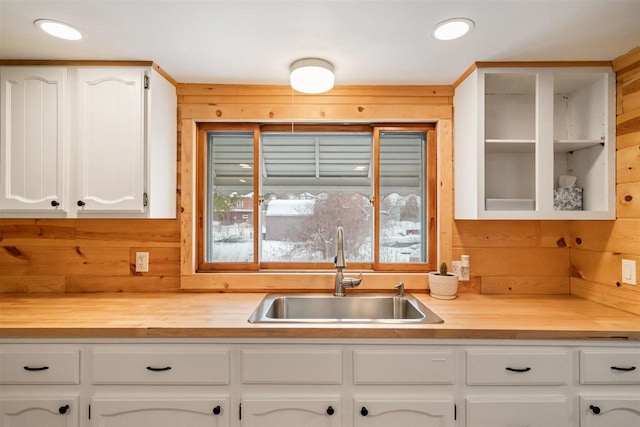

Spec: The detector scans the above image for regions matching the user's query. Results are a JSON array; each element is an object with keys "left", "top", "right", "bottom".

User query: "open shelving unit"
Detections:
[{"left": 454, "top": 64, "right": 615, "bottom": 220}]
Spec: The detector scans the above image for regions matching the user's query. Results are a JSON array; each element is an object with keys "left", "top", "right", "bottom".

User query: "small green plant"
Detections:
[{"left": 439, "top": 262, "right": 448, "bottom": 276}]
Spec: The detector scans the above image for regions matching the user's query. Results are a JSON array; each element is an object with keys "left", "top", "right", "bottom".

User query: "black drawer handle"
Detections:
[
  {"left": 77, "top": 200, "right": 85, "bottom": 207},
  {"left": 326, "top": 406, "right": 335, "bottom": 416},
  {"left": 213, "top": 406, "right": 221, "bottom": 415},
  {"left": 505, "top": 367, "right": 531, "bottom": 372},
  {"left": 360, "top": 407, "right": 369, "bottom": 416},
  {"left": 58, "top": 405, "right": 70, "bottom": 415},
  {"left": 51, "top": 200, "right": 60, "bottom": 207},
  {"left": 611, "top": 366, "right": 636, "bottom": 372},
  {"left": 589, "top": 405, "right": 601, "bottom": 415},
  {"left": 146, "top": 366, "right": 172, "bottom": 372},
  {"left": 23, "top": 366, "right": 49, "bottom": 371}
]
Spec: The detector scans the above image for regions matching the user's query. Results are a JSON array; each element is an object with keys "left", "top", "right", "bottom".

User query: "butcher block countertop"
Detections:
[{"left": 0, "top": 293, "right": 638, "bottom": 340}]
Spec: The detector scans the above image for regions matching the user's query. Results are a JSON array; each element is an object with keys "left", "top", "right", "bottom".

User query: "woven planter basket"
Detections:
[{"left": 428, "top": 272, "right": 459, "bottom": 300}]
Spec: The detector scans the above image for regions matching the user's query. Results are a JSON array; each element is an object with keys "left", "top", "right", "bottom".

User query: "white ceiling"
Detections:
[{"left": 1, "top": 0, "right": 639, "bottom": 86}]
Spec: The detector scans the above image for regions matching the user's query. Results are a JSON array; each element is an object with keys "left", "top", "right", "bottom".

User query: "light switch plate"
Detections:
[{"left": 622, "top": 259, "right": 636, "bottom": 285}]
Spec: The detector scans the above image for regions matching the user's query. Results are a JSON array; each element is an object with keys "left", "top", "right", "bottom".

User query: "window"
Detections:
[{"left": 197, "top": 123, "right": 436, "bottom": 272}]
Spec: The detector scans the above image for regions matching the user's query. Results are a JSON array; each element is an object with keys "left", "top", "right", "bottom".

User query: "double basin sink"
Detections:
[{"left": 248, "top": 293, "right": 444, "bottom": 324}]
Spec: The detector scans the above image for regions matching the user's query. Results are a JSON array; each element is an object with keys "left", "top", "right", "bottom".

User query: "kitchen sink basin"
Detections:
[{"left": 248, "top": 293, "right": 444, "bottom": 324}]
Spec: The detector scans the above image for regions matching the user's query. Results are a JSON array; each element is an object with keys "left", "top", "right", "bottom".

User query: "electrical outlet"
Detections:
[
  {"left": 622, "top": 259, "right": 636, "bottom": 285},
  {"left": 451, "top": 261, "right": 462, "bottom": 277},
  {"left": 136, "top": 252, "right": 149, "bottom": 273}
]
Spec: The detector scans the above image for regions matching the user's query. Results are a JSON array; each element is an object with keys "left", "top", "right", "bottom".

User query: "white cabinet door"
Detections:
[
  {"left": 0, "top": 67, "right": 66, "bottom": 213},
  {"left": 354, "top": 398, "right": 454, "bottom": 427},
  {"left": 89, "top": 397, "right": 229, "bottom": 427},
  {"left": 76, "top": 67, "right": 145, "bottom": 213},
  {"left": 0, "top": 397, "right": 78, "bottom": 427},
  {"left": 466, "top": 397, "right": 569, "bottom": 427},
  {"left": 580, "top": 397, "right": 640, "bottom": 427},
  {"left": 241, "top": 396, "right": 342, "bottom": 427}
]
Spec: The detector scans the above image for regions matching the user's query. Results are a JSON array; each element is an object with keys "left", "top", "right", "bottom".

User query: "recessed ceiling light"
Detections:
[
  {"left": 433, "top": 18, "right": 474, "bottom": 41},
  {"left": 35, "top": 19, "right": 83, "bottom": 41},
  {"left": 290, "top": 58, "right": 335, "bottom": 94}
]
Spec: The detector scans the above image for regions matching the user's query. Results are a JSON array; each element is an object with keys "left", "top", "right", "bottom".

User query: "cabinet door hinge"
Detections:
[
  {"left": 239, "top": 403, "right": 242, "bottom": 420},
  {"left": 454, "top": 403, "right": 456, "bottom": 421},
  {"left": 143, "top": 192, "right": 148, "bottom": 207},
  {"left": 88, "top": 404, "right": 91, "bottom": 420},
  {"left": 144, "top": 74, "right": 150, "bottom": 89}
]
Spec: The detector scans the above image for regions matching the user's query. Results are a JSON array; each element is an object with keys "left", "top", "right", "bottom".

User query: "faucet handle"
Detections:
[{"left": 395, "top": 282, "right": 405, "bottom": 297}]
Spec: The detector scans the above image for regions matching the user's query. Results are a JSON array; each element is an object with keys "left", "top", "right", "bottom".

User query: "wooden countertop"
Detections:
[{"left": 0, "top": 293, "right": 638, "bottom": 340}]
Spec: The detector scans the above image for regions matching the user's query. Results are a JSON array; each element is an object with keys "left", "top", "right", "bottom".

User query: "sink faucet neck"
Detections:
[{"left": 334, "top": 226, "right": 362, "bottom": 296}]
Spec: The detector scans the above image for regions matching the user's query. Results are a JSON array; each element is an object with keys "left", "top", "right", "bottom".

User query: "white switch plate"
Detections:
[
  {"left": 622, "top": 259, "right": 636, "bottom": 285},
  {"left": 136, "top": 252, "right": 149, "bottom": 273}
]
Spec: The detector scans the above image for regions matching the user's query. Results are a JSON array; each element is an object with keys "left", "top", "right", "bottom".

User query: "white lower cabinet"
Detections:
[
  {"left": 240, "top": 396, "right": 342, "bottom": 427},
  {"left": 354, "top": 397, "right": 454, "bottom": 427},
  {"left": 579, "top": 397, "right": 640, "bottom": 427},
  {"left": 88, "top": 397, "right": 229, "bottom": 427},
  {"left": 466, "top": 397, "right": 570, "bottom": 427},
  {"left": 0, "top": 396, "right": 79, "bottom": 427},
  {"left": 1, "top": 340, "right": 639, "bottom": 427}
]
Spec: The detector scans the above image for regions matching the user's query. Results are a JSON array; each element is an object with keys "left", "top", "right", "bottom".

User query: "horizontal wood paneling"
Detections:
[
  {"left": 0, "top": 218, "right": 181, "bottom": 292},
  {"left": 571, "top": 46, "right": 640, "bottom": 315},
  {"left": 452, "top": 220, "right": 572, "bottom": 294},
  {"left": 179, "top": 84, "right": 455, "bottom": 291}
]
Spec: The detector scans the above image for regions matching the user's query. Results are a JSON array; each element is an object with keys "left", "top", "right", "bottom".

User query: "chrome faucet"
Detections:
[{"left": 334, "top": 226, "right": 363, "bottom": 296}]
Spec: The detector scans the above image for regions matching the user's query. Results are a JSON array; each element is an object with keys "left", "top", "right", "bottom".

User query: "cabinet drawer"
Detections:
[
  {"left": 466, "top": 349, "right": 569, "bottom": 385},
  {"left": 353, "top": 350, "right": 454, "bottom": 384},
  {"left": 92, "top": 347, "right": 229, "bottom": 384},
  {"left": 580, "top": 349, "right": 640, "bottom": 384},
  {"left": 242, "top": 348, "right": 342, "bottom": 384},
  {"left": 0, "top": 350, "right": 80, "bottom": 384},
  {"left": 466, "top": 397, "right": 569, "bottom": 427}
]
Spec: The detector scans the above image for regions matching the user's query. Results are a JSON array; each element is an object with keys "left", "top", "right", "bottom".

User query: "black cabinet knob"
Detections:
[
  {"left": 360, "top": 407, "right": 369, "bottom": 416},
  {"left": 590, "top": 405, "right": 601, "bottom": 415},
  {"left": 326, "top": 406, "right": 335, "bottom": 416},
  {"left": 77, "top": 200, "right": 85, "bottom": 207},
  {"left": 58, "top": 405, "right": 69, "bottom": 415},
  {"left": 51, "top": 200, "right": 60, "bottom": 207},
  {"left": 213, "top": 406, "right": 221, "bottom": 415}
]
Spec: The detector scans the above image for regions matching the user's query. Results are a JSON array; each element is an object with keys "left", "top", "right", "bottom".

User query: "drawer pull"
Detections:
[
  {"left": 505, "top": 367, "right": 531, "bottom": 373},
  {"left": 213, "top": 406, "right": 221, "bottom": 415},
  {"left": 589, "top": 405, "right": 601, "bottom": 415},
  {"left": 23, "top": 366, "right": 49, "bottom": 371},
  {"left": 360, "top": 407, "right": 369, "bottom": 416},
  {"left": 610, "top": 366, "right": 636, "bottom": 372},
  {"left": 146, "top": 366, "right": 172, "bottom": 372},
  {"left": 326, "top": 406, "right": 335, "bottom": 416},
  {"left": 58, "top": 405, "right": 70, "bottom": 415}
]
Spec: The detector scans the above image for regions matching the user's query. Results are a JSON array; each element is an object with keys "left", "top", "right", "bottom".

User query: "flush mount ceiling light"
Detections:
[
  {"left": 35, "top": 19, "right": 83, "bottom": 41},
  {"left": 290, "top": 58, "right": 334, "bottom": 94},
  {"left": 433, "top": 18, "right": 474, "bottom": 41}
]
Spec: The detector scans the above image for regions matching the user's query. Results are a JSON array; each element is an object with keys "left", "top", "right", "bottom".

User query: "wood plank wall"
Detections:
[
  {"left": 177, "top": 85, "right": 456, "bottom": 292},
  {"left": 569, "top": 47, "right": 640, "bottom": 315},
  {"left": 1, "top": 54, "right": 638, "bottom": 310}
]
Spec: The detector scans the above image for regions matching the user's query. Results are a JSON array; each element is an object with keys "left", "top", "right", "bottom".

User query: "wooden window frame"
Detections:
[{"left": 196, "top": 123, "right": 437, "bottom": 272}]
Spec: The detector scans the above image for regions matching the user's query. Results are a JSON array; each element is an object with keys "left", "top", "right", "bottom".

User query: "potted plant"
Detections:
[{"left": 428, "top": 262, "right": 459, "bottom": 300}]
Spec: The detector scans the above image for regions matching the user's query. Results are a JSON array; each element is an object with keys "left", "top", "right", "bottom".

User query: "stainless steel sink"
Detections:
[{"left": 248, "top": 293, "right": 444, "bottom": 324}]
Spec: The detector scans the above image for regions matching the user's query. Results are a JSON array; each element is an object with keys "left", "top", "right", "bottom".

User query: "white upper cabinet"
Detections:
[
  {"left": 0, "top": 67, "right": 67, "bottom": 213},
  {"left": 454, "top": 65, "right": 615, "bottom": 219},
  {"left": 75, "top": 67, "right": 145, "bottom": 213},
  {"left": 0, "top": 64, "right": 177, "bottom": 218}
]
